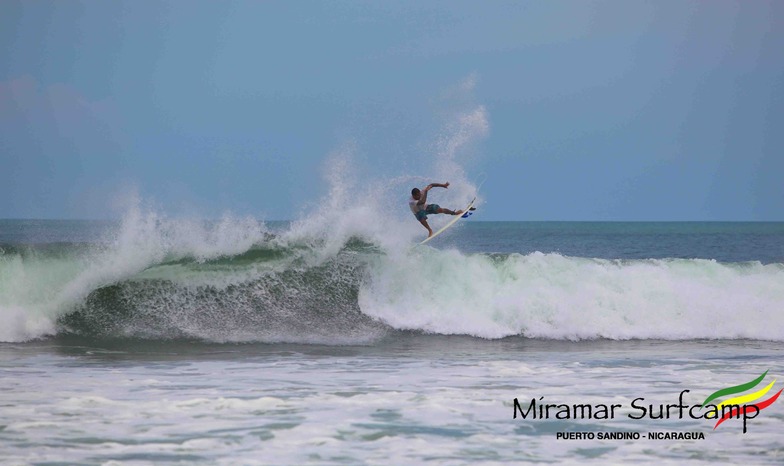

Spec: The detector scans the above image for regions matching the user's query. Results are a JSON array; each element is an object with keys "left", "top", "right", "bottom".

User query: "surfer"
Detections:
[{"left": 409, "top": 182, "right": 465, "bottom": 238}]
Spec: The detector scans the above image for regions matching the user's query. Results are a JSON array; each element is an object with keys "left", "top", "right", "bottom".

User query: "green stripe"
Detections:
[{"left": 701, "top": 370, "right": 768, "bottom": 407}]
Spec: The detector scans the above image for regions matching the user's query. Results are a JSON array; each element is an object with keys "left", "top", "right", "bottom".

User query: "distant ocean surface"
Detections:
[{"left": 2, "top": 218, "right": 783, "bottom": 464}]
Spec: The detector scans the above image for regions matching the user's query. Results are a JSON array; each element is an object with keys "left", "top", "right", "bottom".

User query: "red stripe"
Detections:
[{"left": 713, "top": 388, "right": 783, "bottom": 430}]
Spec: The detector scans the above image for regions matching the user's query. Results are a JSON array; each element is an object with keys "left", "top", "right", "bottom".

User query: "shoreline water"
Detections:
[{"left": 2, "top": 336, "right": 783, "bottom": 464}]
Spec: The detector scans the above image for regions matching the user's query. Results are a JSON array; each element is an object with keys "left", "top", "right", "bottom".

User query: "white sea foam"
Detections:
[
  {"left": 3, "top": 341, "right": 781, "bottom": 465},
  {"left": 360, "top": 250, "right": 784, "bottom": 341}
]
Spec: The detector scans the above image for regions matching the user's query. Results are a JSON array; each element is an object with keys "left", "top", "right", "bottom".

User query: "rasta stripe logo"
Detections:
[{"left": 702, "top": 370, "right": 783, "bottom": 430}]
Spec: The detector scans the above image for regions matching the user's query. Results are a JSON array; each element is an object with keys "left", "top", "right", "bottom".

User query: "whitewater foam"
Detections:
[{"left": 360, "top": 250, "right": 784, "bottom": 341}]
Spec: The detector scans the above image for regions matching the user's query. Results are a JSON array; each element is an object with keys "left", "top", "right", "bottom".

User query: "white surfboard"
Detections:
[{"left": 419, "top": 197, "right": 476, "bottom": 245}]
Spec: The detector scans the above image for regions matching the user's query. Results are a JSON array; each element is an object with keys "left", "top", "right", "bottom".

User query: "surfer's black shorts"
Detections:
[{"left": 416, "top": 204, "right": 440, "bottom": 221}]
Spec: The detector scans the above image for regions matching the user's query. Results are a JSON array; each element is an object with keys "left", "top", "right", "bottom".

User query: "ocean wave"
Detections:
[{"left": 2, "top": 220, "right": 783, "bottom": 344}]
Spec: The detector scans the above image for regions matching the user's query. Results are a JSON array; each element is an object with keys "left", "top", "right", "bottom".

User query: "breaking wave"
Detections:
[{"left": 2, "top": 209, "right": 783, "bottom": 344}]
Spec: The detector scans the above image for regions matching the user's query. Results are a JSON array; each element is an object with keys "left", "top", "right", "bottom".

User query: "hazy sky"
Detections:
[{"left": 2, "top": 0, "right": 782, "bottom": 220}]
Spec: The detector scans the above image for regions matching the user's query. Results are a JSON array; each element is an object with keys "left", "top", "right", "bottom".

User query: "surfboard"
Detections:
[{"left": 419, "top": 197, "right": 476, "bottom": 245}]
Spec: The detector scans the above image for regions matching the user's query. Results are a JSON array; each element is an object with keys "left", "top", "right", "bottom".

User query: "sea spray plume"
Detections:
[
  {"left": 432, "top": 75, "right": 489, "bottom": 205},
  {"left": 282, "top": 145, "right": 423, "bottom": 256},
  {"left": 108, "top": 191, "right": 269, "bottom": 264},
  {"left": 434, "top": 105, "right": 489, "bottom": 178},
  {"left": 430, "top": 105, "right": 488, "bottom": 213}
]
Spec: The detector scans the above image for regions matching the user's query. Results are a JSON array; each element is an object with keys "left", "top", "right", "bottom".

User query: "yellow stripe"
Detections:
[{"left": 706, "top": 379, "right": 776, "bottom": 418}]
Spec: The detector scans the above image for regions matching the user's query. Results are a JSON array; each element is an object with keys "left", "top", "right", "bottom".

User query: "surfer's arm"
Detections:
[{"left": 419, "top": 182, "right": 448, "bottom": 205}]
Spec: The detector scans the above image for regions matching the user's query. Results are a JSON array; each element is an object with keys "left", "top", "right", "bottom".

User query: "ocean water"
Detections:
[{"left": 1, "top": 216, "right": 783, "bottom": 465}]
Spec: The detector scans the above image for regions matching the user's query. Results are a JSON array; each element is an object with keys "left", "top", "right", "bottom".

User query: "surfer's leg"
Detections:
[
  {"left": 436, "top": 207, "right": 463, "bottom": 216},
  {"left": 418, "top": 219, "right": 433, "bottom": 237}
]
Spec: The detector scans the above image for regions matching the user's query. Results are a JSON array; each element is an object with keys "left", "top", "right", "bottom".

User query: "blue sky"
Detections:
[{"left": 1, "top": 0, "right": 782, "bottom": 220}]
